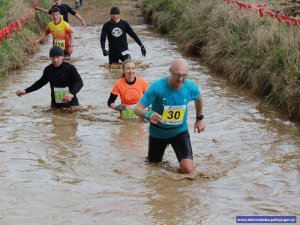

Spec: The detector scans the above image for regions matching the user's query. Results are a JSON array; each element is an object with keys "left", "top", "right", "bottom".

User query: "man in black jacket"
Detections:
[
  {"left": 36, "top": 0, "right": 86, "bottom": 28},
  {"left": 16, "top": 46, "right": 83, "bottom": 108},
  {"left": 100, "top": 7, "right": 146, "bottom": 64}
]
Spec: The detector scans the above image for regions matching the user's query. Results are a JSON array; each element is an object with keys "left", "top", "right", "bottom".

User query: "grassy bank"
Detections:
[
  {"left": 144, "top": 0, "right": 300, "bottom": 121},
  {"left": 0, "top": 0, "right": 50, "bottom": 76}
]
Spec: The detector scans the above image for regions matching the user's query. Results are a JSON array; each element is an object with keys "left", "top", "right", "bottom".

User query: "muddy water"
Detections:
[{"left": 0, "top": 25, "right": 299, "bottom": 225}]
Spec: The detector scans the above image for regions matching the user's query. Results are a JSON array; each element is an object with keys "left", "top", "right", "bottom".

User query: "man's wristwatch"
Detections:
[{"left": 196, "top": 115, "right": 204, "bottom": 121}]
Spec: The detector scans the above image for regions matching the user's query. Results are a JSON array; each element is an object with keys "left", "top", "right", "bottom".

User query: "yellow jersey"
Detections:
[{"left": 45, "top": 19, "right": 73, "bottom": 51}]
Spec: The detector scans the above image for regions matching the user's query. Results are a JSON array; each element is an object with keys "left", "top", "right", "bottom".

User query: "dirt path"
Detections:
[{"left": 65, "top": 0, "right": 146, "bottom": 26}]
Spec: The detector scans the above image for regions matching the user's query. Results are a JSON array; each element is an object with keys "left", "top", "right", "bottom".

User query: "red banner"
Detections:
[
  {"left": 0, "top": 0, "right": 38, "bottom": 42},
  {"left": 224, "top": 0, "right": 300, "bottom": 29}
]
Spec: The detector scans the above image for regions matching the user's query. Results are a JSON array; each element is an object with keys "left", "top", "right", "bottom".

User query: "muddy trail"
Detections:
[
  {"left": 65, "top": 0, "right": 145, "bottom": 26},
  {"left": 0, "top": 0, "right": 299, "bottom": 225}
]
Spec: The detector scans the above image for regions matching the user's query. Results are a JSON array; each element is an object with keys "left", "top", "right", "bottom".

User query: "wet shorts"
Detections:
[
  {"left": 148, "top": 131, "right": 193, "bottom": 163},
  {"left": 109, "top": 51, "right": 131, "bottom": 64}
]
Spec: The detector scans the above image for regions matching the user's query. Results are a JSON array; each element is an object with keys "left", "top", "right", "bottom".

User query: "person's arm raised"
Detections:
[{"left": 35, "top": 7, "right": 50, "bottom": 14}]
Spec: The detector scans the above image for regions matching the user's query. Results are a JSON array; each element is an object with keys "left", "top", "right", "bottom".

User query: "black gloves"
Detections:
[
  {"left": 103, "top": 49, "right": 109, "bottom": 56},
  {"left": 115, "top": 104, "right": 126, "bottom": 111},
  {"left": 141, "top": 45, "right": 146, "bottom": 57}
]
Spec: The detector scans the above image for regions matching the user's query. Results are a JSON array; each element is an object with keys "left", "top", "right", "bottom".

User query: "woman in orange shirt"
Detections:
[{"left": 107, "top": 59, "right": 148, "bottom": 118}]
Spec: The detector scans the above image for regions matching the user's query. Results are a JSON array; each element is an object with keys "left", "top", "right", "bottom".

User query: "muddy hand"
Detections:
[{"left": 63, "top": 93, "right": 74, "bottom": 102}]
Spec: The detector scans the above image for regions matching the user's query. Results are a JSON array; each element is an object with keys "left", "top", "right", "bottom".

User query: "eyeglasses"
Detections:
[{"left": 171, "top": 71, "right": 188, "bottom": 80}]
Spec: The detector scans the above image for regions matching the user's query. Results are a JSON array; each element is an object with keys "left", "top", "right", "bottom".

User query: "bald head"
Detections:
[
  {"left": 168, "top": 58, "right": 189, "bottom": 89},
  {"left": 170, "top": 58, "right": 189, "bottom": 72}
]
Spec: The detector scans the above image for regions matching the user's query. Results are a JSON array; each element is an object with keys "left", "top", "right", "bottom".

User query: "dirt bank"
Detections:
[{"left": 275, "top": 0, "right": 300, "bottom": 17}]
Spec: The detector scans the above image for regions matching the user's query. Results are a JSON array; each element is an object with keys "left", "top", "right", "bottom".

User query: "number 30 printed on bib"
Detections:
[{"left": 161, "top": 105, "right": 186, "bottom": 125}]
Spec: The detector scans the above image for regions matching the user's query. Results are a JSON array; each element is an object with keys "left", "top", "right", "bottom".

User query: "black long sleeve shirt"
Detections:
[
  {"left": 25, "top": 62, "right": 83, "bottom": 108},
  {"left": 100, "top": 19, "right": 143, "bottom": 52}
]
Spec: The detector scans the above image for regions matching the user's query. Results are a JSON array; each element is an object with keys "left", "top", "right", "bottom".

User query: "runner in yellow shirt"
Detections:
[{"left": 35, "top": 7, "right": 74, "bottom": 57}]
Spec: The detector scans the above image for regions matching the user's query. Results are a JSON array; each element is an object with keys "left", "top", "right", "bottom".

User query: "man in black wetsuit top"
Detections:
[
  {"left": 36, "top": 0, "right": 86, "bottom": 28},
  {"left": 16, "top": 46, "right": 83, "bottom": 109},
  {"left": 100, "top": 7, "right": 146, "bottom": 64}
]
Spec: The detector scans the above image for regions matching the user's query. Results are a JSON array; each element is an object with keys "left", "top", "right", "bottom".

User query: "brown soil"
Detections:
[
  {"left": 275, "top": 0, "right": 300, "bottom": 17},
  {"left": 251, "top": 0, "right": 300, "bottom": 17},
  {"left": 65, "top": 0, "right": 146, "bottom": 26}
]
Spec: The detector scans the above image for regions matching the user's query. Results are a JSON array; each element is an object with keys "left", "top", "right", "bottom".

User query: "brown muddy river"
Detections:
[{"left": 0, "top": 25, "right": 299, "bottom": 225}]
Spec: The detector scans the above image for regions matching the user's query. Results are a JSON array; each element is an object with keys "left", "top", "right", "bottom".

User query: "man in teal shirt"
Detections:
[{"left": 134, "top": 58, "right": 206, "bottom": 174}]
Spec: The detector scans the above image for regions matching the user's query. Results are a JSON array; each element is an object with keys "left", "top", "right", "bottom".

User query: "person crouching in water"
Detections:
[
  {"left": 107, "top": 59, "right": 148, "bottom": 118},
  {"left": 16, "top": 46, "right": 83, "bottom": 109}
]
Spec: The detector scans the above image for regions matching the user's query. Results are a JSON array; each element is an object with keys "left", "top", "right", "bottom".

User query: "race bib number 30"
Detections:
[
  {"left": 54, "top": 87, "right": 69, "bottom": 103},
  {"left": 161, "top": 105, "right": 186, "bottom": 125}
]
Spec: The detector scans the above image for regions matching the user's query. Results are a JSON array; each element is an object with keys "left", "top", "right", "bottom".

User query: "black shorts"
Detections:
[
  {"left": 109, "top": 51, "right": 131, "bottom": 64},
  {"left": 148, "top": 131, "right": 193, "bottom": 163}
]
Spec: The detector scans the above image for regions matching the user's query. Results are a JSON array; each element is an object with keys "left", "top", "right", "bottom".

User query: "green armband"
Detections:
[{"left": 144, "top": 110, "right": 154, "bottom": 121}]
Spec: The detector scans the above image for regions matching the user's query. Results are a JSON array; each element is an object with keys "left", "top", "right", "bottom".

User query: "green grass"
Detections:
[
  {"left": 144, "top": 0, "right": 300, "bottom": 121},
  {"left": 0, "top": 0, "right": 11, "bottom": 27},
  {"left": 0, "top": 0, "right": 50, "bottom": 77}
]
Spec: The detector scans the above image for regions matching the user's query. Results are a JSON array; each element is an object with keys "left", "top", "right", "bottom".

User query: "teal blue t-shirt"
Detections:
[{"left": 140, "top": 77, "right": 201, "bottom": 138}]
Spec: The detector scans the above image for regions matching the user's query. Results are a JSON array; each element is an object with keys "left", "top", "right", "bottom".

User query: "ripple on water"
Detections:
[{"left": 0, "top": 24, "right": 299, "bottom": 225}]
